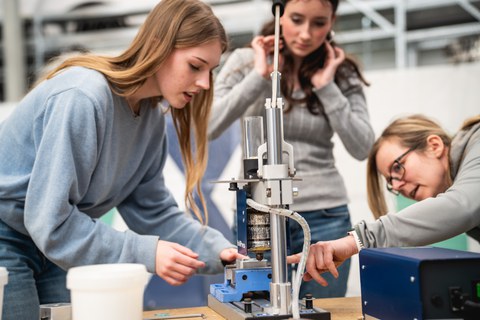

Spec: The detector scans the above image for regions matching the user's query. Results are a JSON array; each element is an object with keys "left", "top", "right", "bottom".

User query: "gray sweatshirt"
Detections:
[
  {"left": 0, "top": 67, "right": 233, "bottom": 274},
  {"left": 209, "top": 48, "right": 375, "bottom": 212},
  {"left": 356, "top": 121, "right": 480, "bottom": 246}
]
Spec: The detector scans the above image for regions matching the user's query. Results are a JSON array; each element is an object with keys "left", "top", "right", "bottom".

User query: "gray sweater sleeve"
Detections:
[
  {"left": 23, "top": 88, "right": 159, "bottom": 272},
  {"left": 314, "top": 75, "right": 374, "bottom": 160},
  {"left": 2, "top": 67, "right": 235, "bottom": 276},
  {"left": 117, "top": 139, "right": 235, "bottom": 274},
  {"left": 25, "top": 89, "right": 233, "bottom": 274},
  {"left": 355, "top": 127, "right": 480, "bottom": 248},
  {"left": 209, "top": 48, "right": 271, "bottom": 140}
]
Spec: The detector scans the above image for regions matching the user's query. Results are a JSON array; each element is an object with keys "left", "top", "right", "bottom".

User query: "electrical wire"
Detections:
[{"left": 246, "top": 198, "right": 311, "bottom": 319}]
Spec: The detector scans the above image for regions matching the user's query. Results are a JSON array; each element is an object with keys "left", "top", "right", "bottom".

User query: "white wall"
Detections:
[{"left": 336, "top": 62, "right": 480, "bottom": 296}]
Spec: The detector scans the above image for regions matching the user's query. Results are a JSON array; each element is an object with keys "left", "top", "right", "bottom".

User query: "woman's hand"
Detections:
[
  {"left": 288, "top": 236, "right": 358, "bottom": 287},
  {"left": 251, "top": 35, "right": 283, "bottom": 79},
  {"left": 155, "top": 240, "right": 205, "bottom": 286},
  {"left": 219, "top": 247, "right": 248, "bottom": 265},
  {"left": 311, "top": 41, "right": 345, "bottom": 89}
]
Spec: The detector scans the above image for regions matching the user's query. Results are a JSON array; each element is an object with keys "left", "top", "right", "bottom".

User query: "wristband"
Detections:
[{"left": 347, "top": 230, "right": 364, "bottom": 252}]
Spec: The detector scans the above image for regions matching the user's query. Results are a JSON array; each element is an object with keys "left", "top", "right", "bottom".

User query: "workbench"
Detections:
[{"left": 143, "top": 296, "right": 362, "bottom": 320}]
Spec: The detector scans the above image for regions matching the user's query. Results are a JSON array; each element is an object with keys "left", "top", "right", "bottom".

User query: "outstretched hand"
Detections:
[
  {"left": 219, "top": 247, "right": 248, "bottom": 264},
  {"left": 287, "top": 236, "right": 358, "bottom": 287},
  {"left": 155, "top": 240, "right": 205, "bottom": 286}
]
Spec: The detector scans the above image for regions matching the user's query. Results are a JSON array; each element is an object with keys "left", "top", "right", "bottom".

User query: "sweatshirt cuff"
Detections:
[
  {"left": 198, "top": 229, "right": 236, "bottom": 274},
  {"left": 353, "top": 222, "right": 368, "bottom": 249},
  {"left": 134, "top": 234, "right": 160, "bottom": 274},
  {"left": 348, "top": 230, "right": 365, "bottom": 252}
]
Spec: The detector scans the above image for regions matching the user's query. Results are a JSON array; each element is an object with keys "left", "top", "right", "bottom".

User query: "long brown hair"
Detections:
[
  {"left": 260, "top": 0, "right": 369, "bottom": 115},
  {"left": 42, "top": 0, "right": 228, "bottom": 225}
]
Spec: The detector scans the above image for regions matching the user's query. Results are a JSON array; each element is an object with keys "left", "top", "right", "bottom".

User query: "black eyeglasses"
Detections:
[{"left": 386, "top": 146, "right": 418, "bottom": 195}]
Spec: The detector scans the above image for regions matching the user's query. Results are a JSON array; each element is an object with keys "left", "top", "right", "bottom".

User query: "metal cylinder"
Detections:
[
  {"left": 270, "top": 210, "right": 288, "bottom": 283},
  {"left": 265, "top": 108, "right": 282, "bottom": 165},
  {"left": 305, "top": 294, "right": 314, "bottom": 309},
  {"left": 243, "top": 116, "right": 264, "bottom": 159},
  {"left": 268, "top": 282, "right": 291, "bottom": 315},
  {"left": 246, "top": 208, "right": 270, "bottom": 253}
]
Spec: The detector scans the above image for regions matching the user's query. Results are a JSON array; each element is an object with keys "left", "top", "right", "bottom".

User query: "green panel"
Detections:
[
  {"left": 99, "top": 208, "right": 116, "bottom": 225},
  {"left": 395, "top": 195, "right": 417, "bottom": 211},
  {"left": 396, "top": 195, "right": 468, "bottom": 251},
  {"left": 431, "top": 234, "right": 468, "bottom": 250}
]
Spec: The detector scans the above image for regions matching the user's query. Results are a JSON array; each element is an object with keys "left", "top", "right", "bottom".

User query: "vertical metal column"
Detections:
[
  {"left": 266, "top": 4, "right": 289, "bottom": 314},
  {"left": 2, "top": 0, "right": 27, "bottom": 101},
  {"left": 394, "top": 0, "right": 407, "bottom": 69}
]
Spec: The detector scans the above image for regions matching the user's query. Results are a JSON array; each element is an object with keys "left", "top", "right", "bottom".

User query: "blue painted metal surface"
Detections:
[
  {"left": 236, "top": 189, "right": 248, "bottom": 256},
  {"left": 359, "top": 247, "right": 480, "bottom": 320},
  {"left": 210, "top": 267, "right": 272, "bottom": 303}
]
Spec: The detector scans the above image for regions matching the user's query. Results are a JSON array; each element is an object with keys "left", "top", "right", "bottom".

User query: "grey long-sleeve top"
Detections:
[
  {"left": 355, "top": 121, "right": 480, "bottom": 246},
  {"left": 209, "top": 48, "right": 375, "bottom": 212},
  {"left": 0, "top": 67, "right": 233, "bottom": 274}
]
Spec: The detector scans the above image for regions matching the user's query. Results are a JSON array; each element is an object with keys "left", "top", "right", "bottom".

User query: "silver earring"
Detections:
[{"left": 328, "top": 30, "right": 335, "bottom": 43}]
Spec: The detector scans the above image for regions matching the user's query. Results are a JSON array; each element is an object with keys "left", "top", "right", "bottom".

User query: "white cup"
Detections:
[
  {"left": 0, "top": 267, "right": 8, "bottom": 320},
  {"left": 67, "top": 263, "right": 148, "bottom": 320}
]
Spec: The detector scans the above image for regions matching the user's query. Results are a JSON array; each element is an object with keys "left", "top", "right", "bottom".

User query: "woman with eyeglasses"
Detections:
[{"left": 289, "top": 114, "right": 480, "bottom": 287}]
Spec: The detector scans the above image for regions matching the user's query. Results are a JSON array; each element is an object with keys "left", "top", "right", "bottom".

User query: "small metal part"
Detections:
[
  {"left": 229, "top": 180, "right": 239, "bottom": 191},
  {"left": 145, "top": 313, "right": 205, "bottom": 319},
  {"left": 292, "top": 187, "right": 299, "bottom": 197},
  {"left": 236, "top": 258, "right": 269, "bottom": 269},
  {"left": 247, "top": 211, "right": 270, "bottom": 225},
  {"left": 247, "top": 209, "right": 271, "bottom": 253},
  {"left": 266, "top": 188, "right": 272, "bottom": 197},
  {"left": 243, "top": 298, "right": 253, "bottom": 313},
  {"left": 39, "top": 303, "right": 71, "bottom": 320},
  {"left": 304, "top": 293, "right": 314, "bottom": 309}
]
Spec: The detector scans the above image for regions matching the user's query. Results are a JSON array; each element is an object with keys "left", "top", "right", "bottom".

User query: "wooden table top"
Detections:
[{"left": 143, "top": 296, "right": 363, "bottom": 320}]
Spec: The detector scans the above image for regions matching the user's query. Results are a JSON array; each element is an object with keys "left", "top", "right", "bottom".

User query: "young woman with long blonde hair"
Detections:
[{"left": 0, "top": 1, "right": 241, "bottom": 318}]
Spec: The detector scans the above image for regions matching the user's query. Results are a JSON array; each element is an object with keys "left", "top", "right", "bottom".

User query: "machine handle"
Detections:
[{"left": 271, "top": 0, "right": 285, "bottom": 17}]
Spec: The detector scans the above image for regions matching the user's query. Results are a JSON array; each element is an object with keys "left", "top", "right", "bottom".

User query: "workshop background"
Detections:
[{"left": 1, "top": 0, "right": 480, "bottom": 310}]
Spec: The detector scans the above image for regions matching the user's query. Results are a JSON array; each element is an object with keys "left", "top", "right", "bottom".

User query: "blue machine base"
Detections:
[{"left": 210, "top": 267, "right": 272, "bottom": 302}]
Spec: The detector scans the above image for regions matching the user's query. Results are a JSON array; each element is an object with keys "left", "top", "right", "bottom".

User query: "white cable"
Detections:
[{"left": 246, "top": 198, "right": 311, "bottom": 320}]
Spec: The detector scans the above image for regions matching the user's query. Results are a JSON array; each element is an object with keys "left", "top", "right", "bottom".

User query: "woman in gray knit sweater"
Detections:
[
  {"left": 209, "top": 0, "right": 374, "bottom": 298},
  {"left": 297, "top": 114, "right": 480, "bottom": 287}
]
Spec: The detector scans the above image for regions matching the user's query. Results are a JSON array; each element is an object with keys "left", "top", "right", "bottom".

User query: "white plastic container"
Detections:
[
  {"left": 67, "top": 263, "right": 148, "bottom": 320},
  {"left": 0, "top": 267, "right": 8, "bottom": 320}
]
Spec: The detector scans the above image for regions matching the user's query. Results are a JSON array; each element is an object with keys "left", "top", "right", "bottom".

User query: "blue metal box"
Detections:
[{"left": 359, "top": 247, "right": 480, "bottom": 319}]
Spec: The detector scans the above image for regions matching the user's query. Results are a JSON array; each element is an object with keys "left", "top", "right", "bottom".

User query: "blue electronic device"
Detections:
[{"left": 359, "top": 246, "right": 480, "bottom": 320}]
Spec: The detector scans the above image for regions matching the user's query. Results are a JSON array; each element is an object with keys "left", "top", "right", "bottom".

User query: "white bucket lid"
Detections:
[
  {"left": 67, "top": 263, "right": 148, "bottom": 291},
  {"left": 0, "top": 267, "right": 8, "bottom": 286}
]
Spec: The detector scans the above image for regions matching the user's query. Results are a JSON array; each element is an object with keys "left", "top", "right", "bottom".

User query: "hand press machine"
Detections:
[{"left": 208, "top": 1, "right": 330, "bottom": 319}]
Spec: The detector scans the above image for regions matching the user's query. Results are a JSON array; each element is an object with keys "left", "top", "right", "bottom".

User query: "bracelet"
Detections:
[{"left": 347, "top": 230, "right": 364, "bottom": 252}]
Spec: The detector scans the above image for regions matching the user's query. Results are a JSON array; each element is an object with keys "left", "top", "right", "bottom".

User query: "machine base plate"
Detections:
[{"left": 207, "top": 294, "right": 331, "bottom": 320}]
